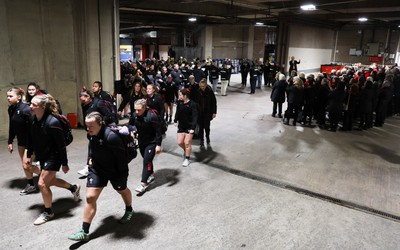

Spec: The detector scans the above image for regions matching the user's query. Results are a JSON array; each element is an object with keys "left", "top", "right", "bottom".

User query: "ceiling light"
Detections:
[
  {"left": 358, "top": 17, "right": 368, "bottom": 22},
  {"left": 300, "top": 4, "right": 316, "bottom": 11},
  {"left": 255, "top": 22, "right": 264, "bottom": 26},
  {"left": 188, "top": 17, "right": 197, "bottom": 22}
]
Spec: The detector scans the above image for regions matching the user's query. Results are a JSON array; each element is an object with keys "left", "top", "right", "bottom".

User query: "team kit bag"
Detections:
[{"left": 109, "top": 125, "right": 138, "bottom": 163}]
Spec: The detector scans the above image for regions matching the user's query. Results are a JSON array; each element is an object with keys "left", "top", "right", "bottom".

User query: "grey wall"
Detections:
[
  {"left": 286, "top": 23, "right": 335, "bottom": 73},
  {"left": 335, "top": 28, "right": 400, "bottom": 65},
  {"left": 198, "top": 25, "right": 267, "bottom": 61},
  {"left": 0, "top": 0, "right": 116, "bottom": 140}
]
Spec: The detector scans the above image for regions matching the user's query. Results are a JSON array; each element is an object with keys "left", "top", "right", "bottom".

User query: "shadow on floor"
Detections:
[
  {"left": 7, "top": 176, "right": 39, "bottom": 191},
  {"left": 69, "top": 212, "right": 155, "bottom": 249}
]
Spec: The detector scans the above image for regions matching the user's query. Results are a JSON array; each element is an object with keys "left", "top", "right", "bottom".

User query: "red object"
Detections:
[
  {"left": 67, "top": 113, "right": 78, "bottom": 129},
  {"left": 369, "top": 56, "right": 382, "bottom": 63},
  {"left": 320, "top": 65, "right": 345, "bottom": 73}
]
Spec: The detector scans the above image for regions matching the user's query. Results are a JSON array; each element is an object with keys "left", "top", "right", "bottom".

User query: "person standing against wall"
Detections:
[{"left": 289, "top": 56, "right": 300, "bottom": 74}]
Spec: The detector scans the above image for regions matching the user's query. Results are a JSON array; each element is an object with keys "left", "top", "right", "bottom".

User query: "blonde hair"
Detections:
[
  {"left": 85, "top": 111, "right": 104, "bottom": 125},
  {"left": 32, "top": 94, "right": 59, "bottom": 115},
  {"left": 134, "top": 98, "right": 147, "bottom": 108},
  {"left": 293, "top": 77, "right": 304, "bottom": 89}
]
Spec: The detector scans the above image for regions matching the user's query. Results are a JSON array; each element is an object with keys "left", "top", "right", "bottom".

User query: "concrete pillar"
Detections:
[
  {"left": 247, "top": 26, "right": 254, "bottom": 60},
  {"left": 204, "top": 25, "right": 213, "bottom": 59},
  {"left": 0, "top": 0, "right": 116, "bottom": 139}
]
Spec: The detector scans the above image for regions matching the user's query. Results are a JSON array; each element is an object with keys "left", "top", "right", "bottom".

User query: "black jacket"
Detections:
[
  {"left": 8, "top": 101, "right": 31, "bottom": 146},
  {"left": 174, "top": 100, "right": 198, "bottom": 130},
  {"left": 82, "top": 97, "right": 117, "bottom": 125},
  {"left": 196, "top": 86, "right": 217, "bottom": 120},
  {"left": 146, "top": 94, "right": 165, "bottom": 119},
  {"left": 88, "top": 126, "right": 128, "bottom": 178},
  {"left": 130, "top": 109, "right": 162, "bottom": 147},
  {"left": 27, "top": 112, "right": 68, "bottom": 166},
  {"left": 286, "top": 85, "right": 304, "bottom": 106},
  {"left": 193, "top": 67, "right": 206, "bottom": 83},
  {"left": 271, "top": 80, "right": 287, "bottom": 103},
  {"left": 327, "top": 88, "right": 345, "bottom": 113}
]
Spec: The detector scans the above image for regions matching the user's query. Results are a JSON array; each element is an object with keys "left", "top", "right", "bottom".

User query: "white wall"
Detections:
[{"left": 288, "top": 47, "right": 332, "bottom": 73}]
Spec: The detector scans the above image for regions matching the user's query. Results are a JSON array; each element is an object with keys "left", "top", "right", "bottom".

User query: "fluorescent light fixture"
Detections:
[
  {"left": 358, "top": 17, "right": 368, "bottom": 22},
  {"left": 188, "top": 17, "right": 197, "bottom": 22},
  {"left": 255, "top": 22, "right": 264, "bottom": 26},
  {"left": 300, "top": 4, "right": 316, "bottom": 11}
]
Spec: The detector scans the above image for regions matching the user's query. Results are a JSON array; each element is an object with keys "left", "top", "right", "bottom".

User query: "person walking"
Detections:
[
  {"left": 26, "top": 94, "right": 80, "bottom": 225},
  {"left": 174, "top": 88, "right": 198, "bottom": 167},
  {"left": 7, "top": 87, "right": 40, "bottom": 195},
  {"left": 129, "top": 99, "right": 162, "bottom": 193},
  {"left": 68, "top": 112, "right": 134, "bottom": 242},
  {"left": 78, "top": 88, "right": 117, "bottom": 177},
  {"left": 196, "top": 79, "right": 217, "bottom": 148}
]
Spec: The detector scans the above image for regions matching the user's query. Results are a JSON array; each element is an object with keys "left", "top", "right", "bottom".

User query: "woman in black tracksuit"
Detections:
[
  {"left": 7, "top": 87, "right": 40, "bottom": 195},
  {"left": 159, "top": 74, "right": 178, "bottom": 123},
  {"left": 129, "top": 99, "right": 162, "bottom": 193},
  {"left": 174, "top": 88, "right": 198, "bottom": 167},
  {"left": 27, "top": 94, "right": 80, "bottom": 225}
]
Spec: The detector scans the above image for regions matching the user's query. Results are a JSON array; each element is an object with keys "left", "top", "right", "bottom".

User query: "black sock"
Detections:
[
  {"left": 44, "top": 207, "right": 53, "bottom": 214},
  {"left": 126, "top": 205, "right": 133, "bottom": 212},
  {"left": 68, "top": 184, "right": 77, "bottom": 192},
  {"left": 27, "top": 179, "right": 34, "bottom": 186},
  {"left": 82, "top": 222, "right": 91, "bottom": 234},
  {"left": 185, "top": 156, "right": 190, "bottom": 160}
]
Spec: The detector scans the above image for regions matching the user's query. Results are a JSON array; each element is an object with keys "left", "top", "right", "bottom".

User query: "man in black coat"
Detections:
[
  {"left": 240, "top": 59, "right": 250, "bottom": 88},
  {"left": 197, "top": 79, "right": 217, "bottom": 148},
  {"left": 270, "top": 74, "right": 287, "bottom": 118}
]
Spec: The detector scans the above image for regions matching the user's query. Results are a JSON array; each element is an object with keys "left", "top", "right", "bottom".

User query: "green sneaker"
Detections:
[
  {"left": 68, "top": 229, "right": 89, "bottom": 241},
  {"left": 119, "top": 210, "right": 134, "bottom": 224}
]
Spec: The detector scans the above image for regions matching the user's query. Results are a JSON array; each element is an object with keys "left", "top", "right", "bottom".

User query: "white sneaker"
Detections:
[
  {"left": 135, "top": 184, "right": 148, "bottom": 193},
  {"left": 72, "top": 184, "right": 81, "bottom": 202},
  {"left": 33, "top": 212, "right": 54, "bottom": 225},
  {"left": 77, "top": 166, "right": 89, "bottom": 177},
  {"left": 147, "top": 175, "right": 155, "bottom": 184},
  {"left": 20, "top": 184, "right": 37, "bottom": 195},
  {"left": 182, "top": 158, "right": 190, "bottom": 167}
]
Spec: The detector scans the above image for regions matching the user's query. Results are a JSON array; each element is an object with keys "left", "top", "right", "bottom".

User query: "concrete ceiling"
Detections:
[{"left": 119, "top": 0, "right": 400, "bottom": 35}]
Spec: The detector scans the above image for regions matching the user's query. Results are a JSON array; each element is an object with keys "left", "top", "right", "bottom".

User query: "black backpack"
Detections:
[
  {"left": 44, "top": 114, "right": 73, "bottom": 146},
  {"left": 109, "top": 125, "right": 138, "bottom": 163}
]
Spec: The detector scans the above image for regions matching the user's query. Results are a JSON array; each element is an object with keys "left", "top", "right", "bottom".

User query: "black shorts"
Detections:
[
  {"left": 177, "top": 128, "right": 192, "bottom": 133},
  {"left": 87, "top": 169, "right": 127, "bottom": 191},
  {"left": 40, "top": 160, "right": 61, "bottom": 171}
]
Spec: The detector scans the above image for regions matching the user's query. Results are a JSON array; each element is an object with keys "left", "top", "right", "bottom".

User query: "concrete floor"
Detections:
[{"left": 2, "top": 74, "right": 400, "bottom": 250}]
